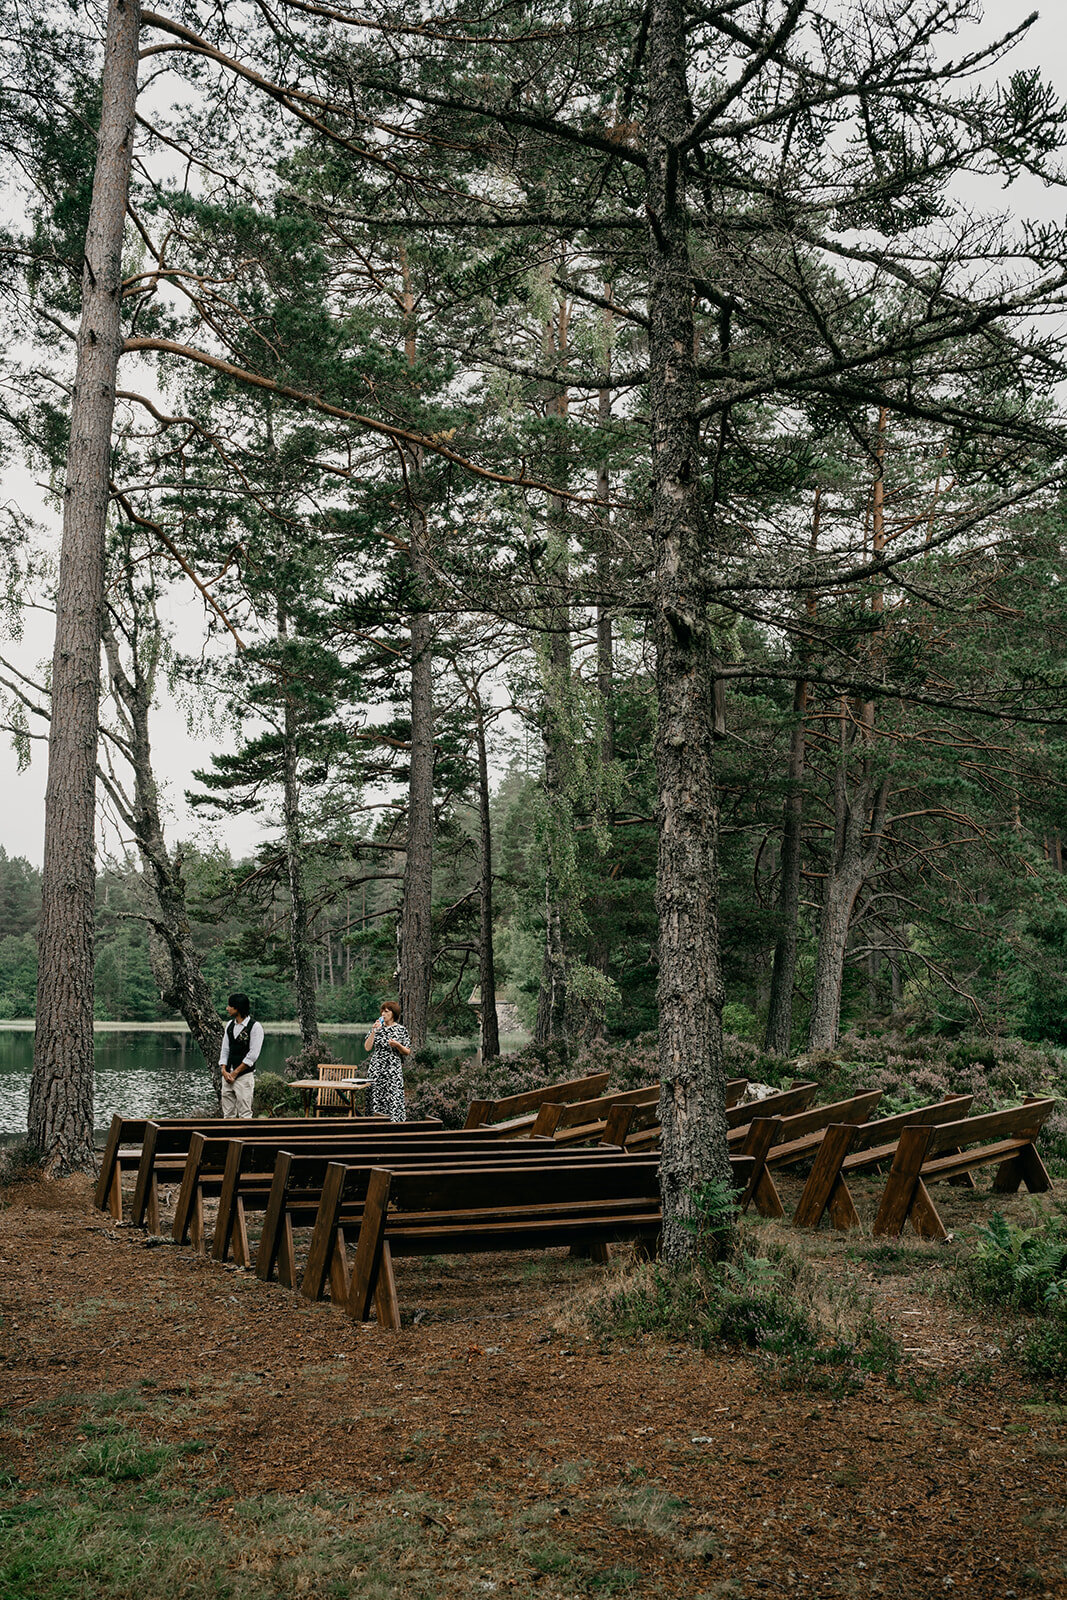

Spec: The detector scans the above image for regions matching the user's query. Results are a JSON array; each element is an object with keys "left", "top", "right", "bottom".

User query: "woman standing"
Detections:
[{"left": 363, "top": 999, "right": 411, "bottom": 1121}]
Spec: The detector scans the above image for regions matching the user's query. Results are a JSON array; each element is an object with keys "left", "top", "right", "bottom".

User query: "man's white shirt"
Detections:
[{"left": 219, "top": 1017, "right": 264, "bottom": 1070}]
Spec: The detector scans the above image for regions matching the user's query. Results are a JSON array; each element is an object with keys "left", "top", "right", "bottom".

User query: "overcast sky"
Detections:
[{"left": 1, "top": 0, "right": 1065, "bottom": 867}]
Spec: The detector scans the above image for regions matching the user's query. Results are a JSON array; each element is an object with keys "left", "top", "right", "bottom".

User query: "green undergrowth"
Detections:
[
  {"left": 576, "top": 1193, "right": 901, "bottom": 1395},
  {"left": 251, "top": 1073, "right": 304, "bottom": 1117},
  {"left": 955, "top": 1204, "right": 1067, "bottom": 1386},
  {"left": 0, "top": 1414, "right": 679, "bottom": 1600}
]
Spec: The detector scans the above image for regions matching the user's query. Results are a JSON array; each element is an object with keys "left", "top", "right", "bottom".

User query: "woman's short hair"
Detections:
[
  {"left": 228, "top": 992, "right": 251, "bottom": 1017},
  {"left": 382, "top": 999, "right": 401, "bottom": 1021}
]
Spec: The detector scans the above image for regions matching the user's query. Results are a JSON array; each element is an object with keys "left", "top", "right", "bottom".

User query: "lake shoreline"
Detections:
[{"left": 0, "top": 1019, "right": 372, "bottom": 1034}]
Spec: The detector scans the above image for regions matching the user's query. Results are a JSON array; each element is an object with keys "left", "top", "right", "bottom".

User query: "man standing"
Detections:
[{"left": 219, "top": 993, "right": 263, "bottom": 1119}]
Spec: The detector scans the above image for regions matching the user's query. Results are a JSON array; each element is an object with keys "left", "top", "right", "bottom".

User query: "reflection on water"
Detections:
[{"left": 0, "top": 1029, "right": 373, "bottom": 1138}]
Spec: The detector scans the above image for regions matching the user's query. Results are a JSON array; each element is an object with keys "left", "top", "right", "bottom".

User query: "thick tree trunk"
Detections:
[
  {"left": 807, "top": 730, "right": 889, "bottom": 1052},
  {"left": 474, "top": 695, "right": 500, "bottom": 1061},
  {"left": 533, "top": 299, "right": 573, "bottom": 1045},
  {"left": 281, "top": 675, "right": 322, "bottom": 1058},
  {"left": 399, "top": 576, "right": 435, "bottom": 1046},
  {"left": 397, "top": 256, "right": 434, "bottom": 1047},
  {"left": 647, "top": 0, "right": 731, "bottom": 1263},
  {"left": 580, "top": 341, "right": 616, "bottom": 1043},
  {"left": 29, "top": 0, "right": 140, "bottom": 1172},
  {"left": 764, "top": 677, "right": 808, "bottom": 1054},
  {"left": 103, "top": 619, "right": 224, "bottom": 1101}
]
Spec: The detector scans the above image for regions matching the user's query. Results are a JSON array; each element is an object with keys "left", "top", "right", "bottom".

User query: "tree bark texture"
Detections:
[
  {"left": 474, "top": 694, "right": 500, "bottom": 1061},
  {"left": 533, "top": 301, "right": 574, "bottom": 1045},
  {"left": 102, "top": 620, "right": 224, "bottom": 1101},
  {"left": 396, "top": 258, "right": 434, "bottom": 1047},
  {"left": 764, "top": 676, "right": 808, "bottom": 1054},
  {"left": 807, "top": 711, "right": 889, "bottom": 1051},
  {"left": 29, "top": 0, "right": 141, "bottom": 1173},
  {"left": 281, "top": 668, "right": 323, "bottom": 1058},
  {"left": 398, "top": 526, "right": 435, "bottom": 1046},
  {"left": 647, "top": 0, "right": 732, "bottom": 1262}
]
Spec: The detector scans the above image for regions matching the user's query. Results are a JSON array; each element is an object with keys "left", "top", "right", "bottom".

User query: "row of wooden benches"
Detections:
[
  {"left": 95, "top": 1114, "right": 758, "bottom": 1326},
  {"left": 92, "top": 1073, "right": 1057, "bottom": 1325}
]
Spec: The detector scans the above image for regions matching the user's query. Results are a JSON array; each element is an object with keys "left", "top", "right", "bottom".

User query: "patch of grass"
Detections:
[
  {"left": 528, "top": 1539, "right": 574, "bottom": 1575},
  {"left": 584, "top": 1565, "right": 640, "bottom": 1594},
  {"left": 579, "top": 1219, "right": 901, "bottom": 1393},
  {"left": 610, "top": 1484, "right": 686, "bottom": 1538},
  {"left": 0, "top": 1472, "right": 648, "bottom": 1600},
  {"left": 0, "top": 1142, "right": 44, "bottom": 1185},
  {"left": 56, "top": 1424, "right": 177, "bottom": 1485}
]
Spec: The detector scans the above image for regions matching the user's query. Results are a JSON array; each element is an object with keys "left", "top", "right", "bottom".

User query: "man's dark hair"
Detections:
[{"left": 228, "top": 993, "right": 251, "bottom": 1018}]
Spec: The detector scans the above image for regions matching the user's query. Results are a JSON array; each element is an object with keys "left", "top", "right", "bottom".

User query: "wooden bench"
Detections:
[
  {"left": 254, "top": 1143, "right": 641, "bottom": 1292},
  {"left": 462, "top": 1072, "right": 612, "bottom": 1133},
  {"left": 124, "top": 1117, "right": 438, "bottom": 1232},
  {"left": 172, "top": 1128, "right": 629, "bottom": 1260},
  {"left": 531, "top": 1084, "right": 661, "bottom": 1142},
  {"left": 730, "top": 1089, "right": 884, "bottom": 1217},
  {"left": 334, "top": 1153, "right": 757, "bottom": 1329},
  {"left": 871, "top": 1099, "right": 1057, "bottom": 1239},
  {"left": 790, "top": 1095, "right": 976, "bottom": 1230},
  {"left": 540, "top": 1077, "right": 751, "bottom": 1147},
  {"left": 92, "top": 1114, "right": 390, "bottom": 1223},
  {"left": 617, "top": 1080, "right": 818, "bottom": 1152}
]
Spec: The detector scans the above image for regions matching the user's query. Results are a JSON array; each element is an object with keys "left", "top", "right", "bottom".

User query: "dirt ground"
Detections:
[{"left": 1, "top": 1172, "right": 1065, "bottom": 1599}]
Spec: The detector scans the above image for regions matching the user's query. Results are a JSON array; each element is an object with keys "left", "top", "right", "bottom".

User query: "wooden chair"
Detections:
[{"left": 313, "top": 1064, "right": 367, "bottom": 1117}]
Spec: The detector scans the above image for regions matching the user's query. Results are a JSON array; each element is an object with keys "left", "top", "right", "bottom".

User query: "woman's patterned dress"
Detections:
[{"left": 368, "top": 1022, "right": 410, "bottom": 1121}]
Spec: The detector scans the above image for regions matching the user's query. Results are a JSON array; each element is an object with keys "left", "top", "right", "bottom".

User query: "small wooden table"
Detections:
[{"left": 289, "top": 1078, "right": 373, "bottom": 1117}]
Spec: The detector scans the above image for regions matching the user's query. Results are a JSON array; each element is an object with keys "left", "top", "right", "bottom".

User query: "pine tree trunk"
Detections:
[
  {"left": 400, "top": 581, "right": 434, "bottom": 1046},
  {"left": 397, "top": 257, "right": 434, "bottom": 1047},
  {"left": 29, "top": 0, "right": 140, "bottom": 1173},
  {"left": 533, "top": 298, "right": 573, "bottom": 1046},
  {"left": 764, "top": 677, "right": 807, "bottom": 1054},
  {"left": 808, "top": 739, "right": 888, "bottom": 1052},
  {"left": 281, "top": 656, "right": 322, "bottom": 1058},
  {"left": 102, "top": 620, "right": 224, "bottom": 1101},
  {"left": 474, "top": 696, "right": 500, "bottom": 1061},
  {"left": 647, "top": 0, "right": 732, "bottom": 1263}
]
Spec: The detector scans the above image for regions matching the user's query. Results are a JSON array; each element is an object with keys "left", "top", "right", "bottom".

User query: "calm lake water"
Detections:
[{"left": 0, "top": 1026, "right": 377, "bottom": 1139}]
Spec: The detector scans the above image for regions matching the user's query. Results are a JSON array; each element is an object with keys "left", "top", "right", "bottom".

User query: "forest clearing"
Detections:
[
  {"left": 2, "top": 1152, "right": 1066, "bottom": 1600},
  {"left": 6, "top": 0, "right": 1067, "bottom": 1594}
]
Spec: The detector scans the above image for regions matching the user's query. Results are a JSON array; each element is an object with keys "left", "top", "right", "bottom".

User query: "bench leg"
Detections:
[
  {"left": 108, "top": 1162, "right": 124, "bottom": 1223},
  {"left": 131, "top": 1124, "right": 159, "bottom": 1227},
  {"left": 373, "top": 1242, "right": 401, "bottom": 1331},
  {"left": 793, "top": 1124, "right": 859, "bottom": 1230},
  {"left": 189, "top": 1191, "right": 206, "bottom": 1255},
  {"left": 827, "top": 1178, "right": 861, "bottom": 1231},
  {"left": 873, "top": 1125, "right": 934, "bottom": 1237},
  {"left": 256, "top": 1155, "right": 292, "bottom": 1283},
  {"left": 346, "top": 1169, "right": 393, "bottom": 1322},
  {"left": 301, "top": 1163, "right": 349, "bottom": 1302},
  {"left": 277, "top": 1216, "right": 297, "bottom": 1290},
  {"left": 739, "top": 1117, "right": 784, "bottom": 1217},
  {"left": 146, "top": 1176, "right": 161, "bottom": 1235},
  {"left": 94, "top": 1116, "right": 124, "bottom": 1213},
  {"left": 329, "top": 1229, "right": 351, "bottom": 1306},
  {"left": 231, "top": 1199, "right": 251, "bottom": 1269},
  {"left": 993, "top": 1143, "right": 1052, "bottom": 1196},
  {"left": 212, "top": 1142, "right": 246, "bottom": 1262},
  {"left": 172, "top": 1134, "right": 205, "bottom": 1245},
  {"left": 909, "top": 1180, "right": 947, "bottom": 1241}
]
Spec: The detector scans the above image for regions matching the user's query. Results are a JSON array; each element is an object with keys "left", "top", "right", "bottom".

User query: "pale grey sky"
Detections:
[{"left": 0, "top": 0, "right": 1065, "bottom": 866}]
